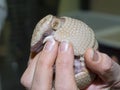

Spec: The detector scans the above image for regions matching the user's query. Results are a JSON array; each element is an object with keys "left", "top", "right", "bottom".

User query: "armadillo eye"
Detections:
[{"left": 51, "top": 18, "right": 61, "bottom": 30}]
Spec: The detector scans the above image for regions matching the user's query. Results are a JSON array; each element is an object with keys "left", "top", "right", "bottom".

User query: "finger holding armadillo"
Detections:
[{"left": 30, "top": 15, "right": 98, "bottom": 89}]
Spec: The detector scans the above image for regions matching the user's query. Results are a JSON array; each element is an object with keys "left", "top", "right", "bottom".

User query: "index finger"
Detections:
[
  {"left": 31, "top": 39, "right": 58, "bottom": 90},
  {"left": 55, "top": 42, "right": 78, "bottom": 90}
]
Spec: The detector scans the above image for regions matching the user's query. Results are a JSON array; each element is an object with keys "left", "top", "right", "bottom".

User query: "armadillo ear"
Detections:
[
  {"left": 51, "top": 17, "right": 62, "bottom": 30},
  {"left": 39, "top": 14, "right": 53, "bottom": 27}
]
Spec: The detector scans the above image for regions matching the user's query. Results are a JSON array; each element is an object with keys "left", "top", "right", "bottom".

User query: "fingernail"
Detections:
[
  {"left": 91, "top": 50, "right": 98, "bottom": 61},
  {"left": 89, "top": 49, "right": 94, "bottom": 59},
  {"left": 94, "top": 50, "right": 99, "bottom": 61},
  {"left": 90, "top": 49, "right": 98, "bottom": 61},
  {"left": 43, "top": 38, "right": 55, "bottom": 51},
  {"left": 59, "top": 41, "right": 69, "bottom": 52}
]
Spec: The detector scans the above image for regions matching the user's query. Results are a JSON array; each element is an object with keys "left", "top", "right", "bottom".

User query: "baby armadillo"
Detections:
[{"left": 30, "top": 15, "right": 98, "bottom": 89}]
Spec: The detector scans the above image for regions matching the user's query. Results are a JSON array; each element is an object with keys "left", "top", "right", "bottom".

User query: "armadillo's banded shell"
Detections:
[
  {"left": 54, "top": 16, "right": 98, "bottom": 56},
  {"left": 30, "top": 14, "right": 99, "bottom": 89}
]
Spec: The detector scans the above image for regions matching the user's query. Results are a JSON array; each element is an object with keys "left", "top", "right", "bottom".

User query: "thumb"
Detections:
[{"left": 85, "top": 48, "right": 120, "bottom": 88}]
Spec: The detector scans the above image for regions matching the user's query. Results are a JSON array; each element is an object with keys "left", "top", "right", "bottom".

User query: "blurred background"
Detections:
[{"left": 0, "top": 0, "right": 120, "bottom": 90}]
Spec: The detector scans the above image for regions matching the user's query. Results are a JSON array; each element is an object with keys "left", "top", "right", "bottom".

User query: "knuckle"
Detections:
[
  {"left": 102, "top": 64, "right": 111, "bottom": 73},
  {"left": 100, "top": 65, "right": 111, "bottom": 78},
  {"left": 38, "top": 52, "right": 54, "bottom": 68}
]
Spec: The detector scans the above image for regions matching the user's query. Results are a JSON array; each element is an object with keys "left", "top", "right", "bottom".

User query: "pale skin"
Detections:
[{"left": 21, "top": 39, "right": 120, "bottom": 90}]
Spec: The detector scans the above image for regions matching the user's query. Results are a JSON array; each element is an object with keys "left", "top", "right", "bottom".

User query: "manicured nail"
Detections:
[
  {"left": 59, "top": 41, "right": 69, "bottom": 52},
  {"left": 43, "top": 38, "right": 55, "bottom": 51}
]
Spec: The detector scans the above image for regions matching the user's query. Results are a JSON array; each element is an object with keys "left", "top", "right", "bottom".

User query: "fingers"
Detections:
[
  {"left": 85, "top": 48, "right": 120, "bottom": 88},
  {"left": 21, "top": 39, "right": 58, "bottom": 90},
  {"left": 55, "top": 42, "right": 77, "bottom": 90},
  {"left": 20, "top": 52, "right": 41, "bottom": 89},
  {"left": 21, "top": 41, "right": 78, "bottom": 90}
]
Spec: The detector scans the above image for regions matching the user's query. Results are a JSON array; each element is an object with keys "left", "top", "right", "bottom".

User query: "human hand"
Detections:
[
  {"left": 84, "top": 49, "right": 120, "bottom": 90},
  {"left": 21, "top": 39, "right": 78, "bottom": 90},
  {"left": 21, "top": 38, "right": 120, "bottom": 90}
]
